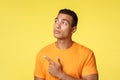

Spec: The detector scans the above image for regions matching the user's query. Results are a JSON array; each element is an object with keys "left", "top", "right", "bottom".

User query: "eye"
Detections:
[
  {"left": 55, "top": 19, "right": 58, "bottom": 23},
  {"left": 62, "top": 21, "right": 68, "bottom": 25}
]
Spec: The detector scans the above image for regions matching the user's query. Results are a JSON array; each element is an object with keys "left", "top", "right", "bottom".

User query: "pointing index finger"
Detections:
[{"left": 44, "top": 56, "right": 54, "bottom": 64}]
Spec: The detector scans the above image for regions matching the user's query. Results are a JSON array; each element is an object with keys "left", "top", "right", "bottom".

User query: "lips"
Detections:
[{"left": 54, "top": 29, "right": 61, "bottom": 34}]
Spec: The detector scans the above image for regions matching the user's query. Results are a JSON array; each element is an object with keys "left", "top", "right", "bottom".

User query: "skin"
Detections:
[{"left": 34, "top": 13, "right": 98, "bottom": 80}]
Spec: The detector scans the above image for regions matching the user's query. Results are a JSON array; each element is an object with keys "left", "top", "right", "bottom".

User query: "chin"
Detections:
[
  {"left": 54, "top": 36, "right": 61, "bottom": 39},
  {"left": 54, "top": 35, "right": 62, "bottom": 39}
]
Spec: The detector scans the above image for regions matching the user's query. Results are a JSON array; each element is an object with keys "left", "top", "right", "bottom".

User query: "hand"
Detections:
[{"left": 44, "top": 56, "right": 63, "bottom": 78}]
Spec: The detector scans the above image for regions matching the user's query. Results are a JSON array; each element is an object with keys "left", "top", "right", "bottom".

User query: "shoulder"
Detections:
[
  {"left": 40, "top": 43, "right": 55, "bottom": 51},
  {"left": 73, "top": 42, "right": 95, "bottom": 59},
  {"left": 74, "top": 42, "right": 93, "bottom": 53},
  {"left": 74, "top": 42, "right": 96, "bottom": 64},
  {"left": 37, "top": 42, "right": 55, "bottom": 56}
]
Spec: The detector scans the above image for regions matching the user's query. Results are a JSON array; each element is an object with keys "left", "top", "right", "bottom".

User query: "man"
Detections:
[{"left": 34, "top": 9, "right": 98, "bottom": 80}]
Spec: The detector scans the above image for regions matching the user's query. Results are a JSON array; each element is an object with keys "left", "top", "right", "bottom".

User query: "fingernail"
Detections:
[{"left": 43, "top": 56, "right": 46, "bottom": 58}]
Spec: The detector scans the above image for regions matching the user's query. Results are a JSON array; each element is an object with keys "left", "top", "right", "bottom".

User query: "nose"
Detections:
[{"left": 56, "top": 22, "right": 61, "bottom": 29}]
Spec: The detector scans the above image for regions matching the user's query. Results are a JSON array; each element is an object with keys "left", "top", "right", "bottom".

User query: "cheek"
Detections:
[
  {"left": 53, "top": 24, "right": 56, "bottom": 29},
  {"left": 61, "top": 25, "right": 69, "bottom": 30},
  {"left": 62, "top": 27, "right": 71, "bottom": 35}
]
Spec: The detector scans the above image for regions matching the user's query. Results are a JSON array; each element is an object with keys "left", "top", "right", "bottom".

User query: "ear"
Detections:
[{"left": 71, "top": 26, "right": 77, "bottom": 34}]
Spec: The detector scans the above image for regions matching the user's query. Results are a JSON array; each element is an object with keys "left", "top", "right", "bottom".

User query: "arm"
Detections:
[
  {"left": 34, "top": 54, "right": 46, "bottom": 80},
  {"left": 58, "top": 72, "right": 98, "bottom": 80},
  {"left": 34, "top": 76, "right": 44, "bottom": 80},
  {"left": 34, "top": 71, "right": 98, "bottom": 80},
  {"left": 44, "top": 56, "right": 98, "bottom": 80}
]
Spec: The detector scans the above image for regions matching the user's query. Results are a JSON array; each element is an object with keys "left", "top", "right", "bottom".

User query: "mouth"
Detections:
[{"left": 54, "top": 29, "right": 61, "bottom": 34}]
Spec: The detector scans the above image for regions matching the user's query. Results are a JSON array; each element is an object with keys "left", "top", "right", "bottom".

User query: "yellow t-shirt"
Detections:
[{"left": 34, "top": 42, "right": 98, "bottom": 80}]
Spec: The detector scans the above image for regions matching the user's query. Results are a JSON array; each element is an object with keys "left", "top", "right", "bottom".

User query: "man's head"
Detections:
[
  {"left": 54, "top": 9, "right": 78, "bottom": 39},
  {"left": 58, "top": 8, "right": 78, "bottom": 27}
]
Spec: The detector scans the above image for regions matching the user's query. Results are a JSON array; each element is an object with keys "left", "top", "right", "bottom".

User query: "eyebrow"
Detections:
[{"left": 55, "top": 18, "right": 71, "bottom": 24}]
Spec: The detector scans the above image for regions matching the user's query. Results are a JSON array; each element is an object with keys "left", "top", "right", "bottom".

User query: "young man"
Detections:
[{"left": 34, "top": 9, "right": 98, "bottom": 80}]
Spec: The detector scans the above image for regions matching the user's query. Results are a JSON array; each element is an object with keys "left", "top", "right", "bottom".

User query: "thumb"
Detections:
[{"left": 58, "top": 57, "right": 62, "bottom": 66}]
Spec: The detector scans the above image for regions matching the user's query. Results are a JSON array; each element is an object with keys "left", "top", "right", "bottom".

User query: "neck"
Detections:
[{"left": 55, "top": 38, "right": 73, "bottom": 50}]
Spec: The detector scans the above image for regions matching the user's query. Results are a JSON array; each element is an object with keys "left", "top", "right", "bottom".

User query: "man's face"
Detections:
[{"left": 54, "top": 13, "right": 75, "bottom": 39}]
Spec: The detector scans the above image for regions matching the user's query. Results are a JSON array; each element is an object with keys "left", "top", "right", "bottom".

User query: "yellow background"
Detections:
[{"left": 0, "top": 0, "right": 120, "bottom": 80}]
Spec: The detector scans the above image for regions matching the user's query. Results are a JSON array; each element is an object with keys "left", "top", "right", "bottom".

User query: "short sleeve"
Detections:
[
  {"left": 34, "top": 52, "right": 45, "bottom": 78},
  {"left": 82, "top": 52, "right": 98, "bottom": 77}
]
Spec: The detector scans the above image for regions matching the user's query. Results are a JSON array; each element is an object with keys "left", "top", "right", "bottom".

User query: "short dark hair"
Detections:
[{"left": 58, "top": 8, "right": 78, "bottom": 27}]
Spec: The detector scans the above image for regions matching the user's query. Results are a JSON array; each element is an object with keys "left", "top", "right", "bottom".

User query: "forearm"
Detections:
[
  {"left": 58, "top": 72, "right": 83, "bottom": 80},
  {"left": 57, "top": 72, "right": 98, "bottom": 80}
]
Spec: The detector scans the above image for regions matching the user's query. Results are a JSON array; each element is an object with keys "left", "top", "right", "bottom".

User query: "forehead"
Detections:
[{"left": 56, "top": 13, "right": 73, "bottom": 22}]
